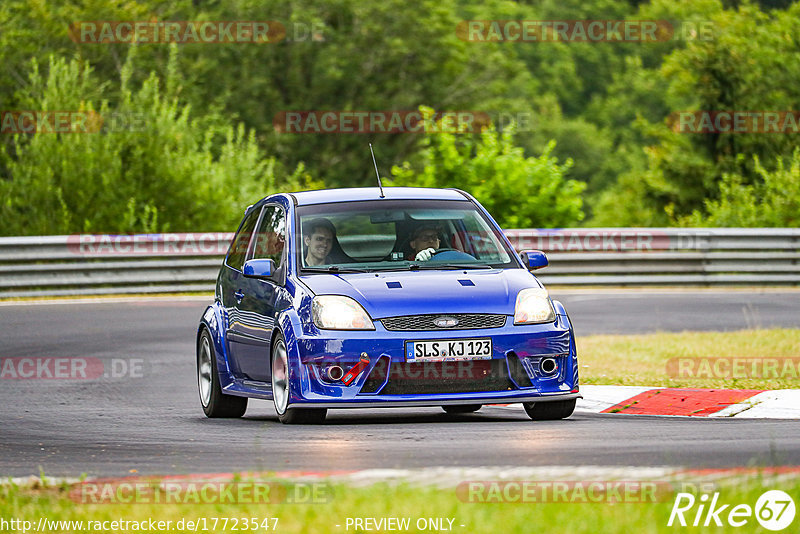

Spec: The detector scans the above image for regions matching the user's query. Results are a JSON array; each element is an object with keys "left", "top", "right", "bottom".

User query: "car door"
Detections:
[
  {"left": 228, "top": 204, "right": 287, "bottom": 382},
  {"left": 220, "top": 205, "right": 263, "bottom": 378}
]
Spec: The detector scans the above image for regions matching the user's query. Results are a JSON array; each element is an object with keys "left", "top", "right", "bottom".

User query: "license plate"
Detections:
[{"left": 406, "top": 338, "right": 492, "bottom": 362}]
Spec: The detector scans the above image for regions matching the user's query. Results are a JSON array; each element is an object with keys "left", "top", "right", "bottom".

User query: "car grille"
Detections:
[
  {"left": 381, "top": 313, "right": 507, "bottom": 331},
  {"left": 361, "top": 359, "right": 515, "bottom": 395}
]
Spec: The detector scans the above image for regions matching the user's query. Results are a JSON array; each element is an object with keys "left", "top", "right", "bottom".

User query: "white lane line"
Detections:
[
  {"left": 0, "top": 295, "right": 213, "bottom": 306},
  {"left": 711, "top": 389, "right": 800, "bottom": 419},
  {"left": 492, "top": 386, "right": 800, "bottom": 419},
  {"left": 550, "top": 288, "right": 800, "bottom": 295},
  {"left": 574, "top": 385, "right": 658, "bottom": 413}
]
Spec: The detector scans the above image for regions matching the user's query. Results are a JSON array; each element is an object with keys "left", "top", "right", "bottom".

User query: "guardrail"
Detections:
[
  {"left": 507, "top": 228, "right": 800, "bottom": 287},
  {"left": 0, "top": 229, "right": 798, "bottom": 297}
]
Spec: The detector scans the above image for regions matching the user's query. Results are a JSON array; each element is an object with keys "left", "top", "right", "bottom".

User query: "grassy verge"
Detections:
[
  {"left": 577, "top": 328, "right": 800, "bottom": 389},
  {"left": 2, "top": 475, "right": 798, "bottom": 534}
]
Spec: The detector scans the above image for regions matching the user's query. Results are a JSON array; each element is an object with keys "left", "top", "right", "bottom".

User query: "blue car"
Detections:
[{"left": 196, "top": 187, "right": 580, "bottom": 424}]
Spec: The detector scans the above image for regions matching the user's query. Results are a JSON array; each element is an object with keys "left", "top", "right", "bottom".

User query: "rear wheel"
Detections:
[
  {"left": 272, "top": 333, "right": 327, "bottom": 424},
  {"left": 198, "top": 329, "right": 248, "bottom": 418},
  {"left": 523, "top": 399, "right": 576, "bottom": 421},
  {"left": 442, "top": 405, "right": 482, "bottom": 414}
]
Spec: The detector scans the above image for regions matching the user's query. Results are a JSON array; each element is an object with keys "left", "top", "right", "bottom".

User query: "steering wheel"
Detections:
[{"left": 429, "top": 248, "right": 476, "bottom": 261}]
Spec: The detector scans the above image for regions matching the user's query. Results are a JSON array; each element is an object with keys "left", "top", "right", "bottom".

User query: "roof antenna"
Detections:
[{"left": 369, "top": 143, "right": 385, "bottom": 198}]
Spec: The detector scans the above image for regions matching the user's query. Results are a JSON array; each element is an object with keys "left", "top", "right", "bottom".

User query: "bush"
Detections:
[
  {"left": 0, "top": 50, "right": 311, "bottom": 235},
  {"left": 389, "top": 109, "right": 584, "bottom": 228},
  {"left": 676, "top": 150, "right": 800, "bottom": 227}
]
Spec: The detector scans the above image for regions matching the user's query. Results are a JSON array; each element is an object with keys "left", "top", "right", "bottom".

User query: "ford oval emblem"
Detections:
[{"left": 434, "top": 316, "right": 459, "bottom": 328}]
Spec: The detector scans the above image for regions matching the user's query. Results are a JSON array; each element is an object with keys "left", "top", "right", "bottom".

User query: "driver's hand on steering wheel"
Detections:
[{"left": 415, "top": 247, "right": 436, "bottom": 262}]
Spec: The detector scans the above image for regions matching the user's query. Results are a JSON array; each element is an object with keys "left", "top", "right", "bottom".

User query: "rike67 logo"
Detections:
[{"left": 669, "top": 490, "right": 795, "bottom": 530}]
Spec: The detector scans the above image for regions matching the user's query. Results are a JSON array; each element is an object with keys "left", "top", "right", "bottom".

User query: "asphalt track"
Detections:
[{"left": 1, "top": 290, "right": 799, "bottom": 477}]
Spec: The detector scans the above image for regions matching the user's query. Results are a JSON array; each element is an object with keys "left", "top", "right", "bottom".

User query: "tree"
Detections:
[
  {"left": 0, "top": 52, "right": 311, "bottom": 235},
  {"left": 593, "top": 1, "right": 800, "bottom": 225},
  {"left": 389, "top": 110, "right": 584, "bottom": 228},
  {"left": 676, "top": 150, "right": 800, "bottom": 227}
]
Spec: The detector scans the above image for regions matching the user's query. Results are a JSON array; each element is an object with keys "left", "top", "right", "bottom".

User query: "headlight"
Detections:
[
  {"left": 514, "top": 288, "right": 555, "bottom": 324},
  {"left": 312, "top": 295, "right": 375, "bottom": 330}
]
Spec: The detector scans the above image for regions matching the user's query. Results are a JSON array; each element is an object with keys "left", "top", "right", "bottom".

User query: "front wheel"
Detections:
[
  {"left": 271, "top": 333, "right": 327, "bottom": 424},
  {"left": 198, "top": 329, "right": 248, "bottom": 418},
  {"left": 523, "top": 399, "right": 576, "bottom": 421}
]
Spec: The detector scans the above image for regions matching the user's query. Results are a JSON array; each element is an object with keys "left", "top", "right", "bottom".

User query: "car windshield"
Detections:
[{"left": 296, "top": 199, "right": 516, "bottom": 272}]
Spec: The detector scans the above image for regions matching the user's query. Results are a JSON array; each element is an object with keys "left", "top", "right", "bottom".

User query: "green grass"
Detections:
[
  {"left": 577, "top": 328, "right": 800, "bottom": 389},
  {"left": 3, "top": 475, "right": 799, "bottom": 533}
]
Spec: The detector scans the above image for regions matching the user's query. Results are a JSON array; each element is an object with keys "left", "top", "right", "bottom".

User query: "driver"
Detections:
[
  {"left": 408, "top": 223, "right": 441, "bottom": 262},
  {"left": 303, "top": 218, "right": 336, "bottom": 266}
]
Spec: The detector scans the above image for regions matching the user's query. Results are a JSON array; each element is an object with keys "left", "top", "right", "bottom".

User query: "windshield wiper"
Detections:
[
  {"left": 408, "top": 263, "right": 492, "bottom": 270},
  {"left": 302, "top": 266, "right": 371, "bottom": 273}
]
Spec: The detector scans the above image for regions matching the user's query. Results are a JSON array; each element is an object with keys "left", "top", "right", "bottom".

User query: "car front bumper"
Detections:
[{"left": 282, "top": 314, "right": 580, "bottom": 407}]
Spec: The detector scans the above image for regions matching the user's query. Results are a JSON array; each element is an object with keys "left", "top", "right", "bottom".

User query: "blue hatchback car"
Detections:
[{"left": 197, "top": 187, "right": 580, "bottom": 423}]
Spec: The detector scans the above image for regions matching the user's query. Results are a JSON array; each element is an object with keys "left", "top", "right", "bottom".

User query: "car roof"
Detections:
[{"left": 286, "top": 187, "right": 469, "bottom": 206}]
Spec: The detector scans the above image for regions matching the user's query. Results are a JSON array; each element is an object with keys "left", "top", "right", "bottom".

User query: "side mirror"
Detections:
[
  {"left": 243, "top": 259, "right": 275, "bottom": 278},
  {"left": 520, "top": 250, "right": 548, "bottom": 271}
]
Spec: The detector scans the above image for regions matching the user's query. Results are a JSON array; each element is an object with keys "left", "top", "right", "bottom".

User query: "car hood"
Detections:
[{"left": 298, "top": 268, "right": 543, "bottom": 319}]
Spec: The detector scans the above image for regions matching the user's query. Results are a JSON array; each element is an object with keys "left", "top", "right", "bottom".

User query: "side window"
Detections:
[
  {"left": 225, "top": 207, "right": 261, "bottom": 271},
  {"left": 251, "top": 205, "right": 286, "bottom": 265}
]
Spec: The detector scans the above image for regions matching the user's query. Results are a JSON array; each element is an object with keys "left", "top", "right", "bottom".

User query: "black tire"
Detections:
[
  {"left": 271, "top": 332, "right": 327, "bottom": 425},
  {"left": 279, "top": 407, "right": 328, "bottom": 425},
  {"left": 442, "top": 404, "right": 482, "bottom": 414},
  {"left": 197, "top": 329, "right": 248, "bottom": 418},
  {"left": 523, "top": 399, "right": 576, "bottom": 421}
]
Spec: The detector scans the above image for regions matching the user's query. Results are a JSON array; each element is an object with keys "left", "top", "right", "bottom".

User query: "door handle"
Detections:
[{"left": 234, "top": 290, "right": 245, "bottom": 303}]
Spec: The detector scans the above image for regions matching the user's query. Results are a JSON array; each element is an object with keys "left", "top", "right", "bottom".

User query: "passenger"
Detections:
[
  {"left": 407, "top": 223, "right": 441, "bottom": 262},
  {"left": 303, "top": 218, "right": 336, "bottom": 266}
]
